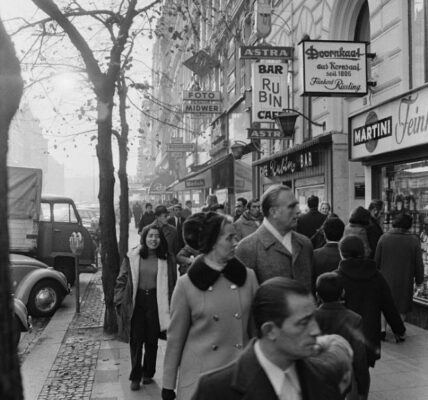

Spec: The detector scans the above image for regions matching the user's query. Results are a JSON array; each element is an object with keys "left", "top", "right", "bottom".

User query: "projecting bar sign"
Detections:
[
  {"left": 183, "top": 91, "right": 221, "bottom": 101},
  {"left": 166, "top": 143, "right": 195, "bottom": 152},
  {"left": 240, "top": 46, "right": 294, "bottom": 60},
  {"left": 247, "top": 129, "right": 283, "bottom": 140}
]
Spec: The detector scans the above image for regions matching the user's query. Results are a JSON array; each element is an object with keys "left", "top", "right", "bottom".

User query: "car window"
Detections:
[
  {"left": 53, "top": 203, "right": 78, "bottom": 223},
  {"left": 40, "top": 203, "right": 51, "bottom": 222}
]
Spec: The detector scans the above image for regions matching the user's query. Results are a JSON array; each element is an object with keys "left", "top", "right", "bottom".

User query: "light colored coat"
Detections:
[
  {"left": 234, "top": 211, "right": 261, "bottom": 241},
  {"left": 235, "top": 224, "right": 313, "bottom": 290},
  {"left": 162, "top": 258, "right": 258, "bottom": 400}
]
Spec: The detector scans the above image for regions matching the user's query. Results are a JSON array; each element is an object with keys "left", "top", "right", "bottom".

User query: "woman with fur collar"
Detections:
[
  {"left": 162, "top": 212, "right": 259, "bottom": 400},
  {"left": 114, "top": 225, "right": 177, "bottom": 391}
]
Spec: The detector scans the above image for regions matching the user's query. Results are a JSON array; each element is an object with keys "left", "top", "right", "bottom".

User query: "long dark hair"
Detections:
[{"left": 139, "top": 225, "right": 168, "bottom": 260}]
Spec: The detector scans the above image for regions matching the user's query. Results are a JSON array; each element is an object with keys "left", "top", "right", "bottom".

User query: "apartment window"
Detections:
[{"left": 410, "top": 0, "right": 428, "bottom": 87}]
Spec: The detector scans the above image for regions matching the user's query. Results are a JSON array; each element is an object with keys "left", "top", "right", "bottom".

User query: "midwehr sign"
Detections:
[
  {"left": 300, "top": 40, "right": 368, "bottom": 97},
  {"left": 239, "top": 46, "right": 293, "bottom": 60},
  {"left": 182, "top": 103, "right": 221, "bottom": 114},
  {"left": 252, "top": 61, "right": 288, "bottom": 123}
]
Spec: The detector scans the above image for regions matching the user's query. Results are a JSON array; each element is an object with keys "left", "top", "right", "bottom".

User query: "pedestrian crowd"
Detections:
[{"left": 113, "top": 184, "right": 424, "bottom": 400}]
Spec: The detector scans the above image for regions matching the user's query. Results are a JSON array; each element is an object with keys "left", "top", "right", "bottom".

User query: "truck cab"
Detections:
[{"left": 37, "top": 195, "right": 96, "bottom": 285}]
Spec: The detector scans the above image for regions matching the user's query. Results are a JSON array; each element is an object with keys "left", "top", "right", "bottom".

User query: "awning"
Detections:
[
  {"left": 148, "top": 173, "right": 175, "bottom": 194},
  {"left": 252, "top": 132, "right": 333, "bottom": 166}
]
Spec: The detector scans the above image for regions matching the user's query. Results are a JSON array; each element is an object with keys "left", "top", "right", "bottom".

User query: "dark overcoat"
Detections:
[
  {"left": 375, "top": 228, "right": 424, "bottom": 313},
  {"left": 191, "top": 340, "right": 341, "bottom": 400},
  {"left": 313, "top": 242, "right": 341, "bottom": 283},
  {"left": 235, "top": 224, "right": 313, "bottom": 291},
  {"left": 296, "top": 209, "right": 327, "bottom": 239},
  {"left": 336, "top": 258, "right": 405, "bottom": 366}
]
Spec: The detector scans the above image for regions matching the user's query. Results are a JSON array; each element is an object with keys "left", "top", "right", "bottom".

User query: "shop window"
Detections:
[{"left": 410, "top": 0, "right": 428, "bottom": 87}]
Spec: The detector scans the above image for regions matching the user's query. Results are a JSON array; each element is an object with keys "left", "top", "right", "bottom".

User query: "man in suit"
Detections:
[
  {"left": 235, "top": 184, "right": 313, "bottom": 290},
  {"left": 167, "top": 203, "right": 185, "bottom": 250},
  {"left": 313, "top": 217, "right": 345, "bottom": 284},
  {"left": 190, "top": 277, "right": 327, "bottom": 400},
  {"left": 297, "top": 196, "right": 327, "bottom": 239}
]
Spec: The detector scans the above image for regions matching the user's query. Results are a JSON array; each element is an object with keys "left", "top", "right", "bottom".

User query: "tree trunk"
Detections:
[
  {"left": 0, "top": 19, "right": 24, "bottom": 400},
  {"left": 117, "top": 76, "right": 130, "bottom": 262},
  {"left": 96, "top": 95, "right": 120, "bottom": 335}
]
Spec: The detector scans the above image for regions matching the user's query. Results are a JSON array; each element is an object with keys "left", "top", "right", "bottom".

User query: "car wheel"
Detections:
[
  {"left": 55, "top": 259, "right": 75, "bottom": 286},
  {"left": 27, "top": 279, "right": 63, "bottom": 317}
]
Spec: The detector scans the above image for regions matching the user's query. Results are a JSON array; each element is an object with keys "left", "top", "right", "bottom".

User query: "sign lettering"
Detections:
[
  {"left": 183, "top": 91, "right": 221, "bottom": 101},
  {"left": 260, "top": 151, "right": 316, "bottom": 177},
  {"left": 185, "top": 179, "right": 205, "bottom": 188},
  {"left": 182, "top": 103, "right": 221, "bottom": 114},
  {"left": 240, "top": 46, "right": 294, "bottom": 60},
  {"left": 247, "top": 129, "right": 284, "bottom": 140},
  {"left": 353, "top": 117, "right": 392, "bottom": 145}
]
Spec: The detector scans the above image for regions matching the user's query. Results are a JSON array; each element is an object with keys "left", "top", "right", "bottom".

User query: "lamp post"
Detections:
[{"left": 274, "top": 108, "right": 326, "bottom": 138}]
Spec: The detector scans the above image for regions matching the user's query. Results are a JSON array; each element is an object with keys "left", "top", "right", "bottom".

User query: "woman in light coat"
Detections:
[
  {"left": 161, "top": 212, "right": 258, "bottom": 400},
  {"left": 375, "top": 213, "right": 424, "bottom": 334},
  {"left": 114, "top": 225, "right": 177, "bottom": 391}
]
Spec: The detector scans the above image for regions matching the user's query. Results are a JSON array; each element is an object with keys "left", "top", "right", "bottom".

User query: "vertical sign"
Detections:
[{"left": 252, "top": 62, "right": 288, "bottom": 123}]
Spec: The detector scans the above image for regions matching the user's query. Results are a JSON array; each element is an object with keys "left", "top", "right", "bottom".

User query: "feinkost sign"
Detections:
[{"left": 300, "top": 40, "right": 368, "bottom": 97}]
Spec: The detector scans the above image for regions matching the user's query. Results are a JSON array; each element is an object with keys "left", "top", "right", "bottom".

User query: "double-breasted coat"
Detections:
[
  {"left": 113, "top": 246, "right": 177, "bottom": 343},
  {"left": 162, "top": 256, "right": 258, "bottom": 400},
  {"left": 375, "top": 228, "right": 424, "bottom": 313},
  {"left": 235, "top": 224, "right": 313, "bottom": 290}
]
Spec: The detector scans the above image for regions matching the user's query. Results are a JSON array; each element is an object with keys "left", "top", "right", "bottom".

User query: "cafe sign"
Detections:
[
  {"left": 350, "top": 86, "right": 428, "bottom": 160},
  {"left": 260, "top": 151, "right": 317, "bottom": 178},
  {"left": 300, "top": 40, "right": 368, "bottom": 97}
]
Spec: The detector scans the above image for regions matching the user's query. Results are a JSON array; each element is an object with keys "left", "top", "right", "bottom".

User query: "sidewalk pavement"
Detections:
[{"left": 20, "top": 226, "right": 428, "bottom": 399}]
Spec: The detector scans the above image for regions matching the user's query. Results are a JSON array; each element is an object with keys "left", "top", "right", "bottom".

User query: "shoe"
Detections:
[
  {"left": 143, "top": 377, "right": 154, "bottom": 385},
  {"left": 394, "top": 334, "right": 406, "bottom": 343},
  {"left": 130, "top": 381, "right": 141, "bottom": 391},
  {"left": 380, "top": 331, "right": 386, "bottom": 342}
]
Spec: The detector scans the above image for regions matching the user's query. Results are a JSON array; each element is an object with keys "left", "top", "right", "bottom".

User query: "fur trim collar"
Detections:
[{"left": 187, "top": 255, "right": 247, "bottom": 291}]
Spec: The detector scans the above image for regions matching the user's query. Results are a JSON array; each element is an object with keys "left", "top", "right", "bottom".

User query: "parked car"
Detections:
[
  {"left": 14, "top": 297, "right": 31, "bottom": 346},
  {"left": 10, "top": 254, "right": 70, "bottom": 317}
]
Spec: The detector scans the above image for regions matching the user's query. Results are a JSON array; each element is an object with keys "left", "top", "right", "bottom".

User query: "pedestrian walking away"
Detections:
[
  {"left": 296, "top": 195, "right": 327, "bottom": 240},
  {"left": 236, "top": 184, "right": 313, "bottom": 290},
  {"left": 191, "top": 277, "right": 339, "bottom": 400},
  {"left": 375, "top": 213, "right": 424, "bottom": 336},
  {"left": 343, "top": 207, "right": 372, "bottom": 259},
  {"left": 132, "top": 201, "right": 143, "bottom": 229},
  {"left": 162, "top": 212, "right": 258, "bottom": 400},
  {"left": 113, "top": 225, "right": 177, "bottom": 391}
]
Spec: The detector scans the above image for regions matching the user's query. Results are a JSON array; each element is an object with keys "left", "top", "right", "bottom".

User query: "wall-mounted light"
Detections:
[
  {"left": 231, "top": 141, "right": 262, "bottom": 160},
  {"left": 274, "top": 108, "right": 326, "bottom": 138}
]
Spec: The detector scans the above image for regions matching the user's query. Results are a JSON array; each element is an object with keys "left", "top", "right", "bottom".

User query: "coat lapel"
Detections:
[
  {"left": 129, "top": 246, "right": 141, "bottom": 308},
  {"left": 259, "top": 225, "right": 292, "bottom": 258}
]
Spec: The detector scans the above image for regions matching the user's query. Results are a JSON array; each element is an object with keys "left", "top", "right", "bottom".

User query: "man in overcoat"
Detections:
[
  {"left": 235, "top": 184, "right": 313, "bottom": 291},
  {"left": 191, "top": 277, "right": 338, "bottom": 400},
  {"left": 167, "top": 203, "right": 186, "bottom": 250},
  {"left": 296, "top": 195, "right": 327, "bottom": 239}
]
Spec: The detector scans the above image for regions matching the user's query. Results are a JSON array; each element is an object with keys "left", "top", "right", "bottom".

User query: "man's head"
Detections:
[
  {"left": 235, "top": 197, "right": 248, "bottom": 216},
  {"left": 323, "top": 217, "right": 345, "bottom": 242},
  {"left": 247, "top": 198, "right": 261, "bottom": 218},
  {"left": 307, "top": 195, "right": 319, "bottom": 210},
  {"left": 154, "top": 205, "right": 169, "bottom": 226},
  {"left": 261, "top": 184, "right": 299, "bottom": 234},
  {"left": 252, "top": 277, "right": 320, "bottom": 361},
  {"left": 185, "top": 200, "right": 192, "bottom": 209},
  {"left": 316, "top": 272, "right": 343, "bottom": 303},
  {"left": 172, "top": 204, "right": 182, "bottom": 218},
  {"left": 368, "top": 199, "right": 384, "bottom": 222},
  {"left": 339, "top": 235, "right": 365, "bottom": 260},
  {"left": 145, "top": 203, "right": 153, "bottom": 213}
]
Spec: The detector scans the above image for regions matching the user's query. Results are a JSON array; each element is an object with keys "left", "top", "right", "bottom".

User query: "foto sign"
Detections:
[
  {"left": 252, "top": 62, "right": 288, "bottom": 123},
  {"left": 183, "top": 90, "right": 221, "bottom": 101},
  {"left": 300, "top": 40, "right": 368, "bottom": 97}
]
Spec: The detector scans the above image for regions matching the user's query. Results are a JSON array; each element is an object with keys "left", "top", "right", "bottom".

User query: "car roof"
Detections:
[
  {"left": 10, "top": 254, "right": 49, "bottom": 268},
  {"left": 42, "top": 195, "right": 75, "bottom": 203}
]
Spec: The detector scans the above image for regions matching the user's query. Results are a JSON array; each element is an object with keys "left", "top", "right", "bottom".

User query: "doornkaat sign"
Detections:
[
  {"left": 300, "top": 40, "right": 368, "bottom": 97},
  {"left": 350, "top": 86, "right": 428, "bottom": 160},
  {"left": 251, "top": 61, "right": 288, "bottom": 123}
]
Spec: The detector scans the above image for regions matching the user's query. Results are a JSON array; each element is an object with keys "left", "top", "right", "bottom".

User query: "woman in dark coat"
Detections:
[
  {"left": 335, "top": 235, "right": 406, "bottom": 368},
  {"left": 375, "top": 214, "right": 424, "bottom": 332},
  {"left": 114, "top": 225, "right": 177, "bottom": 391}
]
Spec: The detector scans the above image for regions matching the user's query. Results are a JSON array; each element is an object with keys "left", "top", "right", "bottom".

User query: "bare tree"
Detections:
[
  {"left": 0, "top": 17, "right": 24, "bottom": 400},
  {"left": 29, "top": 0, "right": 161, "bottom": 333}
]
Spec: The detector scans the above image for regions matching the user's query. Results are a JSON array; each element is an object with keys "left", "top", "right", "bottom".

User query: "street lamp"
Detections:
[
  {"left": 230, "top": 141, "right": 263, "bottom": 160},
  {"left": 274, "top": 108, "right": 326, "bottom": 138}
]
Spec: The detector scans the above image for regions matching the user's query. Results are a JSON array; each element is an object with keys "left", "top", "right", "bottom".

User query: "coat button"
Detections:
[
  {"left": 234, "top": 313, "right": 241, "bottom": 319},
  {"left": 212, "top": 344, "right": 218, "bottom": 351},
  {"left": 234, "top": 344, "right": 243, "bottom": 349},
  {"left": 230, "top": 284, "right": 237, "bottom": 290},
  {"left": 208, "top": 286, "right": 213, "bottom": 291},
  {"left": 213, "top": 315, "right": 219, "bottom": 321}
]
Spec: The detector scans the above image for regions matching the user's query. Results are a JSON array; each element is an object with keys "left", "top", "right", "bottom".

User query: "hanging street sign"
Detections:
[
  {"left": 182, "top": 103, "right": 222, "bottom": 114},
  {"left": 240, "top": 46, "right": 294, "bottom": 60},
  {"left": 166, "top": 143, "right": 195, "bottom": 152},
  {"left": 183, "top": 50, "right": 219, "bottom": 77},
  {"left": 183, "top": 91, "right": 221, "bottom": 101},
  {"left": 247, "top": 128, "right": 284, "bottom": 140},
  {"left": 251, "top": 61, "right": 288, "bottom": 123},
  {"left": 299, "top": 40, "right": 368, "bottom": 97}
]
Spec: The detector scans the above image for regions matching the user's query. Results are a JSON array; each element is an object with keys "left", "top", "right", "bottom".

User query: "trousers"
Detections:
[{"left": 129, "top": 288, "right": 160, "bottom": 381}]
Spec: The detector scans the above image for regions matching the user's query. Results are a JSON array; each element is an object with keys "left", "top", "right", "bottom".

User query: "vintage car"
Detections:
[
  {"left": 10, "top": 254, "right": 70, "bottom": 317},
  {"left": 14, "top": 297, "right": 31, "bottom": 346}
]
